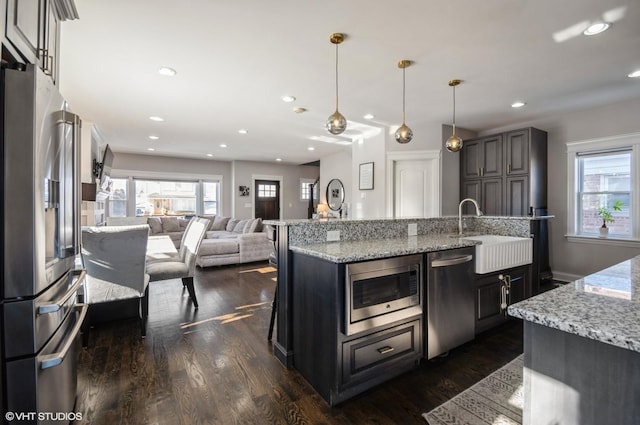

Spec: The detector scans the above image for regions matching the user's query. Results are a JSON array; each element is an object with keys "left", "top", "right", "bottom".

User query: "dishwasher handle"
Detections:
[{"left": 431, "top": 254, "right": 473, "bottom": 268}]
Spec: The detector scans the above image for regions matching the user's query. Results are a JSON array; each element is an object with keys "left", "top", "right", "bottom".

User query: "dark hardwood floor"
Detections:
[{"left": 76, "top": 262, "right": 523, "bottom": 425}]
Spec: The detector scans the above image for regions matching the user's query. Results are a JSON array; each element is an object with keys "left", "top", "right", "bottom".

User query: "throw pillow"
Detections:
[
  {"left": 226, "top": 218, "right": 240, "bottom": 232},
  {"left": 244, "top": 218, "right": 263, "bottom": 233},
  {"left": 211, "top": 216, "right": 230, "bottom": 231},
  {"left": 233, "top": 219, "right": 250, "bottom": 234},
  {"left": 199, "top": 215, "right": 216, "bottom": 230},
  {"left": 147, "top": 217, "right": 162, "bottom": 234},
  {"left": 178, "top": 218, "right": 191, "bottom": 229},
  {"left": 161, "top": 217, "right": 181, "bottom": 232}
]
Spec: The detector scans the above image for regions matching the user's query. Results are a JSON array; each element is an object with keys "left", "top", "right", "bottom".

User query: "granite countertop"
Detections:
[
  {"left": 289, "top": 234, "right": 480, "bottom": 263},
  {"left": 508, "top": 254, "right": 640, "bottom": 353},
  {"left": 264, "top": 215, "right": 554, "bottom": 226}
]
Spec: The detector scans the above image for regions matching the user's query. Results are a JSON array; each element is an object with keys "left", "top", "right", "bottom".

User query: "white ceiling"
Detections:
[{"left": 59, "top": 0, "right": 640, "bottom": 165}]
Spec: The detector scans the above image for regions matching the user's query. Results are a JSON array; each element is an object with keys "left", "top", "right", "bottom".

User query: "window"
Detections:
[
  {"left": 108, "top": 178, "right": 128, "bottom": 217},
  {"left": 135, "top": 180, "right": 197, "bottom": 216},
  {"left": 567, "top": 133, "right": 639, "bottom": 243},
  {"left": 300, "top": 178, "right": 316, "bottom": 201},
  {"left": 576, "top": 150, "right": 631, "bottom": 237},
  {"left": 258, "top": 183, "right": 277, "bottom": 198},
  {"left": 203, "top": 181, "right": 219, "bottom": 215}
]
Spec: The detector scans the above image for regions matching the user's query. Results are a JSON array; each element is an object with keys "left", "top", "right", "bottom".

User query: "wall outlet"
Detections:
[
  {"left": 327, "top": 230, "right": 340, "bottom": 241},
  {"left": 408, "top": 223, "right": 418, "bottom": 236}
]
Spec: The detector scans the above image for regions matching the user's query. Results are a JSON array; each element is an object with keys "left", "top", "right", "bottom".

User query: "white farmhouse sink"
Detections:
[{"left": 461, "top": 235, "right": 533, "bottom": 274}]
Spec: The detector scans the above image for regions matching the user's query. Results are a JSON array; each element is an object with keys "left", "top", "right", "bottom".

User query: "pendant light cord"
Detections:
[
  {"left": 452, "top": 84, "right": 456, "bottom": 133},
  {"left": 402, "top": 67, "right": 406, "bottom": 124},
  {"left": 335, "top": 43, "right": 339, "bottom": 110}
]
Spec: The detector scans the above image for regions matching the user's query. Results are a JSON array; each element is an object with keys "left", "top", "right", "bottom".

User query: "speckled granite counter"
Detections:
[
  {"left": 289, "top": 234, "right": 480, "bottom": 263},
  {"left": 509, "top": 254, "right": 640, "bottom": 352}
]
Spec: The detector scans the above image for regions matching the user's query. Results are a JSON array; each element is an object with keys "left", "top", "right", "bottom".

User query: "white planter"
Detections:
[{"left": 599, "top": 227, "right": 609, "bottom": 238}]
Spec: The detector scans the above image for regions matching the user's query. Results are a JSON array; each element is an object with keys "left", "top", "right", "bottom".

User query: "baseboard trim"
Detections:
[
  {"left": 273, "top": 342, "right": 294, "bottom": 369},
  {"left": 551, "top": 271, "right": 582, "bottom": 283}
]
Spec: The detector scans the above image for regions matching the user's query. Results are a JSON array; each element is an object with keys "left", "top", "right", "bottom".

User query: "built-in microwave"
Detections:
[{"left": 345, "top": 254, "right": 423, "bottom": 335}]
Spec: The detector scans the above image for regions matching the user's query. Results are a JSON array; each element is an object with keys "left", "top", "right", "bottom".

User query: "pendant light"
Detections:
[
  {"left": 445, "top": 79, "right": 463, "bottom": 152},
  {"left": 394, "top": 60, "right": 413, "bottom": 144},
  {"left": 326, "top": 33, "right": 347, "bottom": 135}
]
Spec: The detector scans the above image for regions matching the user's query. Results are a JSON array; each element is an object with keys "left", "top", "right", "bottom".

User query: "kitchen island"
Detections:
[{"left": 508, "top": 255, "right": 640, "bottom": 425}]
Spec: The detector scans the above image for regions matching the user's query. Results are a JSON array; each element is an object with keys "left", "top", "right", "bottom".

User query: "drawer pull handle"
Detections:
[{"left": 377, "top": 346, "right": 394, "bottom": 355}]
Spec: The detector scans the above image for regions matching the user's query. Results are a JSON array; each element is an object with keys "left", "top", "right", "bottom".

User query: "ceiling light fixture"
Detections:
[
  {"left": 206, "top": 153, "right": 213, "bottom": 157},
  {"left": 147, "top": 148, "right": 155, "bottom": 151},
  {"left": 238, "top": 129, "right": 248, "bottom": 134},
  {"left": 511, "top": 101, "right": 526, "bottom": 108},
  {"left": 220, "top": 144, "right": 227, "bottom": 148},
  {"left": 628, "top": 70, "right": 640, "bottom": 78},
  {"left": 583, "top": 22, "right": 610, "bottom": 35},
  {"left": 149, "top": 116, "right": 164, "bottom": 122},
  {"left": 395, "top": 60, "right": 413, "bottom": 144},
  {"left": 281, "top": 95, "right": 296, "bottom": 103},
  {"left": 363, "top": 114, "right": 374, "bottom": 120},
  {"left": 308, "top": 147, "right": 315, "bottom": 151},
  {"left": 326, "top": 33, "right": 347, "bottom": 135},
  {"left": 275, "top": 158, "right": 282, "bottom": 162},
  {"left": 445, "top": 79, "right": 463, "bottom": 153},
  {"left": 148, "top": 135, "right": 159, "bottom": 140},
  {"left": 158, "top": 67, "right": 177, "bottom": 76},
  {"left": 293, "top": 107, "right": 307, "bottom": 114}
]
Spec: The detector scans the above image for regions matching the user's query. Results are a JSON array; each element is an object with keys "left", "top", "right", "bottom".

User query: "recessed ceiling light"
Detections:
[
  {"left": 281, "top": 95, "right": 296, "bottom": 103},
  {"left": 511, "top": 101, "right": 526, "bottom": 108},
  {"left": 148, "top": 135, "right": 159, "bottom": 140},
  {"left": 206, "top": 153, "right": 213, "bottom": 157},
  {"left": 307, "top": 147, "right": 315, "bottom": 151},
  {"left": 147, "top": 148, "right": 155, "bottom": 151},
  {"left": 628, "top": 70, "right": 640, "bottom": 78},
  {"left": 293, "top": 107, "right": 307, "bottom": 114},
  {"left": 149, "top": 116, "right": 164, "bottom": 122},
  {"left": 275, "top": 158, "right": 282, "bottom": 162},
  {"left": 363, "top": 114, "right": 374, "bottom": 120},
  {"left": 583, "top": 22, "right": 610, "bottom": 35},
  {"left": 158, "top": 67, "right": 177, "bottom": 76},
  {"left": 238, "top": 129, "right": 248, "bottom": 134},
  {"left": 220, "top": 144, "right": 227, "bottom": 148}
]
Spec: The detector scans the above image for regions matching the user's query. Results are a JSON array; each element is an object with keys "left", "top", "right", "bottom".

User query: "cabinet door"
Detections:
[
  {"left": 505, "top": 129, "right": 530, "bottom": 175},
  {"left": 461, "top": 139, "right": 481, "bottom": 179},
  {"left": 5, "top": 0, "right": 42, "bottom": 63},
  {"left": 475, "top": 277, "right": 506, "bottom": 334},
  {"left": 480, "top": 134, "right": 503, "bottom": 177},
  {"left": 460, "top": 179, "right": 481, "bottom": 215},
  {"left": 508, "top": 269, "right": 527, "bottom": 305},
  {"left": 506, "top": 176, "right": 529, "bottom": 217},
  {"left": 41, "top": 0, "right": 59, "bottom": 83},
  {"left": 481, "top": 178, "right": 503, "bottom": 216}
]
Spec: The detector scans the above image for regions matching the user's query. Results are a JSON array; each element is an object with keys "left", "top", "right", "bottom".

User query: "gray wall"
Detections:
[
  {"left": 481, "top": 96, "right": 640, "bottom": 279},
  {"left": 440, "top": 124, "right": 477, "bottom": 215},
  {"left": 112, "top": 153, "right": 319, "bottom": 220}
]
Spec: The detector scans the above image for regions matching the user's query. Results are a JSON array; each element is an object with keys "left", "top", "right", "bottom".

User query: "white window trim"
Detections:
[
  {"left": 300, "top": 178, "right": 316, "bottom": 202},
  {"left": 566, "top": 132, "right": 640, "bottom": 246},
  {"left": 110, "top": 169, "right": 223, "bottom": 216}
]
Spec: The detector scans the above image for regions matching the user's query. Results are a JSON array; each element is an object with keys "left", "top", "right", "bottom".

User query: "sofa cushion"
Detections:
[
  {"left": 244, "top": 218, "right": 262, "bottom": 233},
  {"left": 199, "top": 215, "right": 216, "bottom": 230},
  {"left": 211, "top": 216, "right": 230, "bottom": 231},
  {"left": 233, "top": 219, "right": 250, "bottom": 234},
  {"left": 147, "top": 217, "right": 162, "bottom": 234},
  {"left": 178, "top": 218, "right": 190, "bottom": 229},
  {"left": 226, "top": 219, "right": 239, "bottom": 232},
  {"left": 198, "top": 239, "right": 239, "bottom": 256},
  {"left": 206, "top": 230, "right": 237, "bottom": 239},
  {"left": 161, "top": 217, "right": 181, "bottom": 232}
]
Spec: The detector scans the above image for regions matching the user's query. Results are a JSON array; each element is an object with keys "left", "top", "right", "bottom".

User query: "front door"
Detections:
[{"left": 255, "top": 180, "right": 280, "bottom": 220}]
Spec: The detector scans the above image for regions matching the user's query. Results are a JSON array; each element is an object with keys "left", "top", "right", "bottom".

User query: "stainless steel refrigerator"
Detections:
[{"left": 1, "top": 63, "right": 86, "bottom": 422}]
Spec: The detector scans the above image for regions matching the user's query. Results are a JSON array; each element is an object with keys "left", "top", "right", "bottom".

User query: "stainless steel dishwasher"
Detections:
[{"left": 426, "top": 247, "right": 475, "bottom": 359}]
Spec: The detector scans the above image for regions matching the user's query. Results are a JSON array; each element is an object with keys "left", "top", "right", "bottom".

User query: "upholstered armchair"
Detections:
[
  {"left": 80, "top": 225, "right": 150, "bottom": 346},
  {"left": 146, "top": 217, "right": 210, "bottom": 308}
]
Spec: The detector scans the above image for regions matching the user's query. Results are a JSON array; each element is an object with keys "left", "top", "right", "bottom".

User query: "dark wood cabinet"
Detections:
[
  {"left": 460, "top": 127, "right": 547, "bottom": 216},
  {"left": 475, "top": 266, "right": 530, "bottom": 334},
  {"left": 5, "top": 0, "right": 59, "bottom": 83}
]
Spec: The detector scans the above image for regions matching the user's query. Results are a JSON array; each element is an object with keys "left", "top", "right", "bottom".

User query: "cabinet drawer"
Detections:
[{"left": 342, "top": 319, "right": 420, "bottom": 385}]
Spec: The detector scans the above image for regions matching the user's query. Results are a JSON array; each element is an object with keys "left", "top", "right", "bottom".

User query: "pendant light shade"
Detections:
[
  {"left": 326, "top": 33, "right": 347, "bottom": 135},
  {"left": 395, "top": 60, "right": 413, "bottom": 144},
  {"left": 445, "top": 79, "right": 463, "bottom": 152}
]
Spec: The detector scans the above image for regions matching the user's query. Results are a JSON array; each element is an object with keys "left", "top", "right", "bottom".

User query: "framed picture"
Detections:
[
  {"left": 239, "top": 185, "right": 250, "bottom": 196},
  {"left": 359, "top": 162, "right": 374, "bottom": 190}
]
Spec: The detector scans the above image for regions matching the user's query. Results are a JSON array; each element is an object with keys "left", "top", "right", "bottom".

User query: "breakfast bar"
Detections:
[{"left": 508, "top": 255, "right": 640, "bottom": 425}]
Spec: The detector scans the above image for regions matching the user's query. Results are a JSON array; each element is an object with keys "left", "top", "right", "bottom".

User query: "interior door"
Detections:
[
  {"left": 394, "top": 160, "right": 437, "bottom": 218},
  {"left": 254, "top": 180, "right": 280, "bottom": 220}
]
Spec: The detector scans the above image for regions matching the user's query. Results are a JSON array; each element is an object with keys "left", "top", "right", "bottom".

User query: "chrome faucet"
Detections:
[{"left": 458, "top": 198, "right": 483, "bottom": 235}]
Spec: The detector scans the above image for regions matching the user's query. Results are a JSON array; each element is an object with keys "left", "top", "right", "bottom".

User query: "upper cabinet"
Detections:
[
  {"left": 460, "top": 127, "right": 547, "bottom": 216},
  {"left": 4, "top": 0, "right": 72, "bottom": 84}
]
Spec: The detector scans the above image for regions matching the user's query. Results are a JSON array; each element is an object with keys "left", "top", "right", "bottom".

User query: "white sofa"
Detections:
[{"left": 195, "top": 217, "right": 273, "bottom": 267}]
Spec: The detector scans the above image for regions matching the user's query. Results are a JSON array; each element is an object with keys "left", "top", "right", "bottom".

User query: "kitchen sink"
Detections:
[{"left": 460, "top": 235, "right": 533, "bottom": 274}]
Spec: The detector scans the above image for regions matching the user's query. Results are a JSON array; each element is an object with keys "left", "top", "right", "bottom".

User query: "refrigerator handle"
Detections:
[
  {"left": 39, "top": 303, "right": 88, "bottom": 370},
  {"left": 38, "top": 269, "right": 86, "bottom": 314}
]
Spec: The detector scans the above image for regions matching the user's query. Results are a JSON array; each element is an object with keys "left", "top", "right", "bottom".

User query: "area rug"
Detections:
[{"left": 423, "top": 354, "right": 523, "bottom": 425}]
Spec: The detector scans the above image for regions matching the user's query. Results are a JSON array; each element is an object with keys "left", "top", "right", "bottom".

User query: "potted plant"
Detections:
[{"left": 597, "top": 200, "right": 623, "bottom": 238}]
